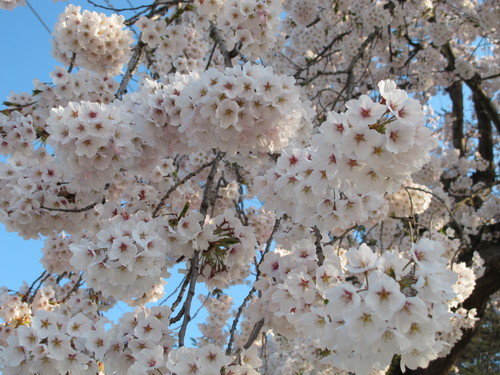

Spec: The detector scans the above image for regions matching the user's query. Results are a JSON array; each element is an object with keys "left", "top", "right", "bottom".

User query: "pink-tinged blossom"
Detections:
[
  {"left": 346, "top": 94, "right": 387, "bottom": 126},
  {"left": 344, "top": 304, "right": 384, "bottom": 343},
  {"left": 341, "top": 124, "right": 383, "bottom": 159},
  {"left": 83, "top": 325, "right": 109, "bottom": 359},
  {"left": 325, "top": 283, "right": 361, "bottom": 318},
  {"left": 320, "top": 111, "right": 349, "bottom": 145},
  {"left": 284, "top": 268, "right": 317, "bottom": 304},
  {"left": 2, "top": 336, "right": 27, "bottom": 367},
  {"left": 16, "top": 326, "right": 40, "bottom": 351},
  {"left": 365, "top": 270, "right": 405, "bottom": 320},
  {"left": 411, "top": 237, "right": 445, "bottom": 266},
  {"left": 129, "top": 346, "right": 165, "bottom": 375},
  {"left": 134, "top": 315, "right": 163, "bottom": 342},
  {"left": 393, "top": 296, "right": 430, "bottom": 333},
  {"left": 345, "top": 243, "right": 377, "bottom": 273},
  {"left": 384, "top": 120, "right": 416, "bottom": 153}
]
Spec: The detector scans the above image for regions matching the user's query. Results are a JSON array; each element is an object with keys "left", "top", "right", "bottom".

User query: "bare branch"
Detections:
[
  {"left": 209, "top": 21, "right": 234, "bottom": 68},
  {"left": 226, "top": 217, "right": 281, "bottom": 355},
  {"left": 116, "top": 41, "right": 145, "bottom": 99},
  {"left": 177, "top": 150, "right": 225, "bottom": 347},
  {"left": 40, "top": 201, "right": 99, "bottom": 213},
  {"left": 177, "top": 251, "right": 199, "bottom": 346},
  {"left": 244, "top": 318, "right": 265, "bottom": 350},
  {"left": 313, "top": 226, "right": 325, "bottom": 266},
  {"left": 152, "top": 160, "right": 215, "bottom": 218},
  {"left": 59, "top": 274, "right": 84, "bottom": 303}
]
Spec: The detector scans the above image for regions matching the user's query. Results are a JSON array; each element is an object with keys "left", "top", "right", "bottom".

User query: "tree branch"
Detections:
[
  {"left": 209, "top": 21, "right": 234, "bottom": 68},
  {"left": 445, "top": 80, "right": 465, "bottom": 156},
  {"left": 115, "top": 40, "right": 145, "bottom": 99},
  {"left": 40, "top": 201, "right": 99, "bottom": 213},
  {"left": 152, "top": 160, "right": 214, "bottom": 218}
]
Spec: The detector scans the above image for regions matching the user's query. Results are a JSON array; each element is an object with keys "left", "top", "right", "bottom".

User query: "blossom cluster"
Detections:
[
  {"left": 387, "top": 182, "right": 432, "bottom": 218},
  {"left": 128, "top": 62, "right": 309, "bottom": 155},
  {"left": 0, "top": 0, "right": 24, "bottom": 10},
  {"left": 217, "top": 0, "right": 282, "bottom": 58},
  {"left": 0, "top": 112, "right": 36, "bottom": 156},
  {"left": 197, "top": 294, "right": 232, "bottom": 346},
  {"left": 136, "top": 16, "right": 208, "bottom": 75},
  {"left": 0, "top": 150, "right": 101, "bottom": 239},
  {"left": 256, "top": 80, "right": 437, "bottom": 231},
  {"left": 250, "top": 237, "right": 476, "bottom": 374},
  {"left": 46, "top": 100, "right": 140, "bottom": 192},
  {"left": 3, "top": 67, "right": 118, "bottom": 133},
  {"left": 51, "top": 5, "right": 133, "bottom": 75},
  {"left": 0, "top": 299, "right": 173, "bottom": 375},
  {"left": 69, "top": 211, "right": 170, "bottom": 304}
]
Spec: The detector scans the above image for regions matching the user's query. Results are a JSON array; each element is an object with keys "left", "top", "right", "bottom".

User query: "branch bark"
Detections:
[
  {"left": 445, "top": 80, "right": 465, "bottom": 156},
  {"left": 471, "top": 92, "right": 495, "bottom": 185}
]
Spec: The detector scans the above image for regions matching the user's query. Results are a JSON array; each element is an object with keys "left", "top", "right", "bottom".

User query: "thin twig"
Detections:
[
  {"left": 159, "top": 274, "right": 187, "bottom": 306},
  {"left": 313, "top": 226, "right": 325, "bottom": 266},
  {"left": 169, "top": 272, "right": 191, "bottom": 313},
  {"left": 26, "top": 0, "right": 51, "bottom": 34},
  {"left": 152, "top": 160, "right": 214, "bottom": 218},
  {"left": 24, "top": 271, "right": 47, "bottom": 300},
  {"left": 226, "top": 217, "right": 281, "bottom": 355},
  {"left": 116, "top": 41, "right": 145, "bottom": 99},
  {"left": 177, "top": 251, "right": 199, "bottom": 346},
  {"left": 28, "top": 273, "right": 52, "bottom": 304},
  {"left": 177, "top": 151, "right": 225, "bottom": 347},
  {"left": 205, "top": 41, "right": 218, "bottom": 71},
  {"left": 40, "top": 201, "right": 99, "bottom": 213},
  {"left": 59, "top": 274, "right": 84, "bottom": 303}
]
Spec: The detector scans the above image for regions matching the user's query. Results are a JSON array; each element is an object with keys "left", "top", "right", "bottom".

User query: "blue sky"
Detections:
[
  {"left": 0, "top": 0, "right": 140, "bottom": 293},
  {"left": 0, "top": 1, "right": 75, "bottom": 294}
]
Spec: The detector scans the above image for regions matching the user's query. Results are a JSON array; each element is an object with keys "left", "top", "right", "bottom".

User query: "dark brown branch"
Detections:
[
  {"left": 441, "top": 43, "right": 500, "bottom": 134},
  {"left": 209, "top": 21, "right": 235, "bottom": 68},
  {"left": 225, "top": 217, "right": 281, "bottom": 355},
  {"left": 27, "top": 273, "right": 52, "bottom": 304},
  {"left": 313, "top": 226, "right": 325, "bottom": 266},
  {"left": 226, "top": 285, "right": 257, "bottom": 355},
  {"left": 293, "top": 32, "right": 350, "bottom": 80},
  {"left": 152, "top": 159, "right": 214, "bottom": 218},
  {"left": 40, "top": 201, "right": 99, "bottom": 213},
  {"left": 199, "top": 151, "right": 225, "bottom": 220},
  {"left": 177, "top": 151, "right": 224, "bottom": 347},
  {"left": 168, "top": 272, "right": 191, "bottom": 314},
  {"left": 205, "top": 41, "right": 218, "bottom": 71},
  {"left": 86, "top": 0, "right": 153, "bottom": 12},
  {"left": 244, "top": 318, "right": 265, "bottom": 350},
  {"left": 472, "top": 93, "right": 495, "bottom": 185},
  {"left": 115, "top": 41, "right": 145, "bottom": 99},
  {"left": 177, "top": 251, "right": 199, "bottom": 346},
  {"left": 445, "top": 80, "right": 465, "bottom": 156},
  {"left": 344, "top": 30, "right": 380, "bottom": 101},
  {"left": 24, "top": 271, "right": 47, "bottom": 301},
  {"left": 159, "top": 273, "right": 187, "bottom": 306},
  {"left": 59, "top": 274, "right": 83, "bottom": 303},
  {"left": 465, "top": 74, "right": 500, "bottom": 134}
]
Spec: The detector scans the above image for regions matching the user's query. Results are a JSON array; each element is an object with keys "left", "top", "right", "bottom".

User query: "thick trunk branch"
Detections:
[
  {"left": 465, "top": 74, "right": 500, "bottom": 134},
  {"left": 472, "top": 93, "right": 495, "bottom": 185},
  {"left": 445, "top": 81, "right": 465, "bottom": 156}
]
